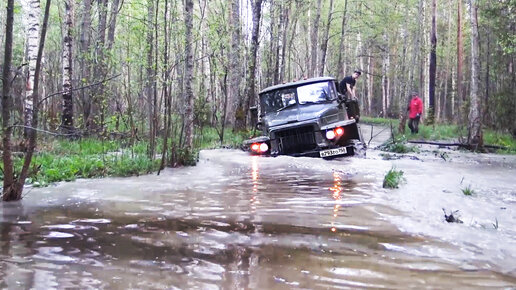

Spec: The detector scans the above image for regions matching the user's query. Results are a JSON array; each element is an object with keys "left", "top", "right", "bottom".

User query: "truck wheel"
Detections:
[{"left": 352, "top": 141, "right": 366, "bottom": 158}]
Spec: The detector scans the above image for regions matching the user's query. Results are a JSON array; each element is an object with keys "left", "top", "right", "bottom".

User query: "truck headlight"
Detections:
[
  {"left": 251, "top": 142, "right": 269, "bottom": 153},
  {"left": 325, "top": 127, "right": 344, "bottom": 140},
  {"left": 326, "top": 130, "right": 336, "bottom": 140},
  {"left": 259, "top": 143, "right": 269, "bottom": 153}
]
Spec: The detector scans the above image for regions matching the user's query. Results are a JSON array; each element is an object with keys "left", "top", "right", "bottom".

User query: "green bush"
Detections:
[{"left": 383, "top": 167, "right": 405, "bottom": 189}]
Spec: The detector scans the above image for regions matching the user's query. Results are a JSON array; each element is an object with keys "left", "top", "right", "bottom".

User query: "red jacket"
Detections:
[{"left": 408, "top": 96, "right": 423, "bottom": 119}]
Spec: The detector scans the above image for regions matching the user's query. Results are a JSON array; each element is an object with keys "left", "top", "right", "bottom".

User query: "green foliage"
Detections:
[
  {"left": 2, "top": 138, "right": 160, "bottom": 187},
  {"left": 193, "top": 98, "right": 211, "bottom": 127},
  {"left": 367, "top": 117, "right": 516, "bottom": 153},
  {"left": 461, "top": 185, "right": 475, "bottom": 196},
  {"left": 417, "top": 125, "right": 466, "bottom": 141},
  {"left": 379, "top": 134, "right": 418, "bottom": 153},
  {"left": 381, "top": 141, "right": 418, "bottom": 154},
  {"left": 490, "top": 91, "right": 516, "bottom": 131},
  {"left": 484, "top": 131, "right": 516, "bottom": 153},
  {"left": 360, "top": 117, "right": 400, "bottom": 126},
  {"left": 195, "top": 127, "right": 250, "bottom": 150},
  {"left": 172, "top": 148, "right": 198, "bottom": 167},
  {"left": 383, "top": 167, "right": 405, "bottom": 189}
]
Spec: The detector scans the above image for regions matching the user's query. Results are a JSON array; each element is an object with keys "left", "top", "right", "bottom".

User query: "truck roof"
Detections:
[{"left": 259, "top": 76, "right": 337, "bottom": 95}]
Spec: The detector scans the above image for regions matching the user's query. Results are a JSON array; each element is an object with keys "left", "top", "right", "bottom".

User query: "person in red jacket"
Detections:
[{"left": 407, "top": 92, "right": 423, "bottom": 134}]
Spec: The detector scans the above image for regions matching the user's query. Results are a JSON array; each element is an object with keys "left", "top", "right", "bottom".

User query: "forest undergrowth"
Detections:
[
  {"left": 0, "top": 128, "right": 250, "bottom": 188},
  {"left": 362, "top": 117, "right": 516, "bottom": 153}
]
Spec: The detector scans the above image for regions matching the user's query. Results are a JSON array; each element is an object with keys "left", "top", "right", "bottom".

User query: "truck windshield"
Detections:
[
  {"left": 297, "top": 81, "right": 335, "bottom": 104},
  {"left": 260, "top": 88, "right": 297, "bottom": 114}
]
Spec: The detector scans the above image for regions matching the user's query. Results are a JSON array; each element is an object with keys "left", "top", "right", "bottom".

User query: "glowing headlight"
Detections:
[
  {"left": 259, "top": 143, "right": 269, "bottom": 152},
  {"left": 251, "top": 143, "right": 260, "bottom": 152},
  {"left": 326, "top": 130, "right": 336, "bottom": 140}
]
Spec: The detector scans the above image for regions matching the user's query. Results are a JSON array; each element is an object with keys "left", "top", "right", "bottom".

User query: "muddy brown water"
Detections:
[{"left": 1, "top": 125, "right": 516, "bottom": 289}]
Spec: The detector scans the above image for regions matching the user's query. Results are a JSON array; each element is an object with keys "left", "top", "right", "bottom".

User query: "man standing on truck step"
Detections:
[
  {"left": 339, "top": 70, "right": 362, "bottom": 100},
  {"left": 407, "top": 92, "right": 423, "bottom": 134}
]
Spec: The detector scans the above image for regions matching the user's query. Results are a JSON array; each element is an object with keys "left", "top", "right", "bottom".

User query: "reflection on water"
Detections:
[
  {"left": 0, "top": 149, "right": 515, "bottom": 289},
  {"left": 329, "top": 171, "right": 342, "bottom": 233}
]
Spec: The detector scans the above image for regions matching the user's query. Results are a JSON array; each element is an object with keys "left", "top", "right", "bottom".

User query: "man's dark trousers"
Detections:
[{"left": 408, "top": 116, "right": 420, "bottom": 134}]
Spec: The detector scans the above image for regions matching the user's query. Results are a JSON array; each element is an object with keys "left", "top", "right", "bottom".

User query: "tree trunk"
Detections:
[
  {"left": 61, "top": 0, "right": 74, "bottom": 133},
  {"left": 457, "top": 0, "right": 464, "bottom": 124},
  {"left": 484, "top": 33, "right": 490, "bottom": 126},
  {"left": 93, "top": 0, "right": 108, "bottom": 129},
  {"left": 79, "top": 0, "right": 92, "bottom": 129},
  {"left": 231, "top": 0, "right": 244, "bottom": 130},
  {"left": 3, "top": 0, "right": 51, "bottom": 201},
  {"left": 183, "top": 0, "right": 195, "bottom": 148},
  {"left": 21, "top": 0, "right": 41, "bottom": 136},
  {"left": 467, "top": 0, "right": 483, "bottom": 148},
  {"left": 310, "top": 0, "right": 321, "bottom": 77},
  {"left": 106, "top": 0, "right": 121, "bottom": 50},
  {"left": 279, "top": 1, "right": 290, "bottom": 83},
  {"left": 335, "top": 0, "right": 348, "bottom": 78},
  {"left": 428, "top": 0, "right": 437, "bottom": 124},
  {"left": 242, "top": 0, "right": 263, "bottom": 129},
  {"left": 159, "top": 0, "right": 171, "bottom": 173},
  {"left": 320, "top": 0, "right": 333, "bottom": 76},
  {"left": 273, "top": 1, "right": 282, "bottom": 84},
  {"left": 367, "top": 55, "right": 374, "bottom": 115},
  {"left": 146, "top": 0, "right": 156, "bottom": 158},
  {"left": 2, "top": 0, "right": 16, "bottom": 201}
]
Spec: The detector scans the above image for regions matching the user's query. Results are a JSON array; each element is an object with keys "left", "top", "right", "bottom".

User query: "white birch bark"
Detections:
[
  {"left": 61, "top": 0, "right": 74, "bottom": 130},
  {"left": 21, "top": 0, "right": 41, "bottom": 131}
]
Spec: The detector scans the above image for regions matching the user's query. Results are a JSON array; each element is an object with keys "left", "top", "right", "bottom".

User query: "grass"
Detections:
[
  {"left": 461, "top": 185, "right": 475, "bottom": 196},
  {"left": 0, "top": 125, "right": 253, "bottom": 187},
  {"left": 4, "top": 139, "right": 161, "bottom": 187},
  {"left": 361, "top": 117, "right": 399, "bottom": 126},
  {"left": 364, "top": 117, "right": 516, "bottom": 153},
  {"left": 383, "top": 167, "right": 405, "bottom": 189}
]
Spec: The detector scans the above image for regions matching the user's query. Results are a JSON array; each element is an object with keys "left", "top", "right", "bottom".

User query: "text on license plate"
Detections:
[{"left": 319, "top": 147, "right": 347, "bottom": 157}]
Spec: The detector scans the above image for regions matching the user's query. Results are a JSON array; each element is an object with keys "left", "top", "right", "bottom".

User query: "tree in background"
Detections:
[
  {"left": 467, "top": 0, "right": 483, "bottom": 149},
  {"left": 61, "top": 0, "right": 74, "bottom": 133},
  {"left": 183, "top": 0, "right": 194, "bottom": 149}
]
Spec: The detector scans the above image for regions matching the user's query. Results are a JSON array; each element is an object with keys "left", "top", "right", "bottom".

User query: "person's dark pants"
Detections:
[{"left": 408, "top": 116, "right": 420, "bottom": 134}]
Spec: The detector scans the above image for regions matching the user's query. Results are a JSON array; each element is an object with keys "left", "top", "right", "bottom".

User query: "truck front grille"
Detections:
[{"left": 274, "top": 125, "right": 317, "bottom": 154}]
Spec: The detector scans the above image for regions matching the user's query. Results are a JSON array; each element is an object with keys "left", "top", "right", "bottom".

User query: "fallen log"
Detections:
[{"left": 407, "top": 140, "right": 507, "bottom": 150}]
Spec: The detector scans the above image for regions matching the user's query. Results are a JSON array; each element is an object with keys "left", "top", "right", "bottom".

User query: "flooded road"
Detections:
[{"left": 1, "top": 125, "right": 516, "bottom": 289}]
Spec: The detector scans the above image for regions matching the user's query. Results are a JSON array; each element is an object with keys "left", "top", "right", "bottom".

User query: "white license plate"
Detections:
[{"left": 319, "top": 147, "right": 347, "bottom": 157}]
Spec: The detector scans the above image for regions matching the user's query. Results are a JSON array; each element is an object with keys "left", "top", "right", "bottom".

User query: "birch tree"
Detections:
[
  {"left": 2, "top": 0, "right": 51, "bottom": 201},
  {"left": 21, "top": 0, "right": 41, "bottom": 135},
  {"left": 61, "top": 0, "right": 74, "bottom": 132}
]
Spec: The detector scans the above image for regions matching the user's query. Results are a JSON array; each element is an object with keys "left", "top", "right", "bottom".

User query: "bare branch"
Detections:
[{"left": 38, "top": 74, "right": 121, "bottom": 106}]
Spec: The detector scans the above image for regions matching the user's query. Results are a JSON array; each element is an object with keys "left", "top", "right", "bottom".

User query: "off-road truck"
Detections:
[{"left": 244, "top": 77, "right": 364, "bottom": 158}]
